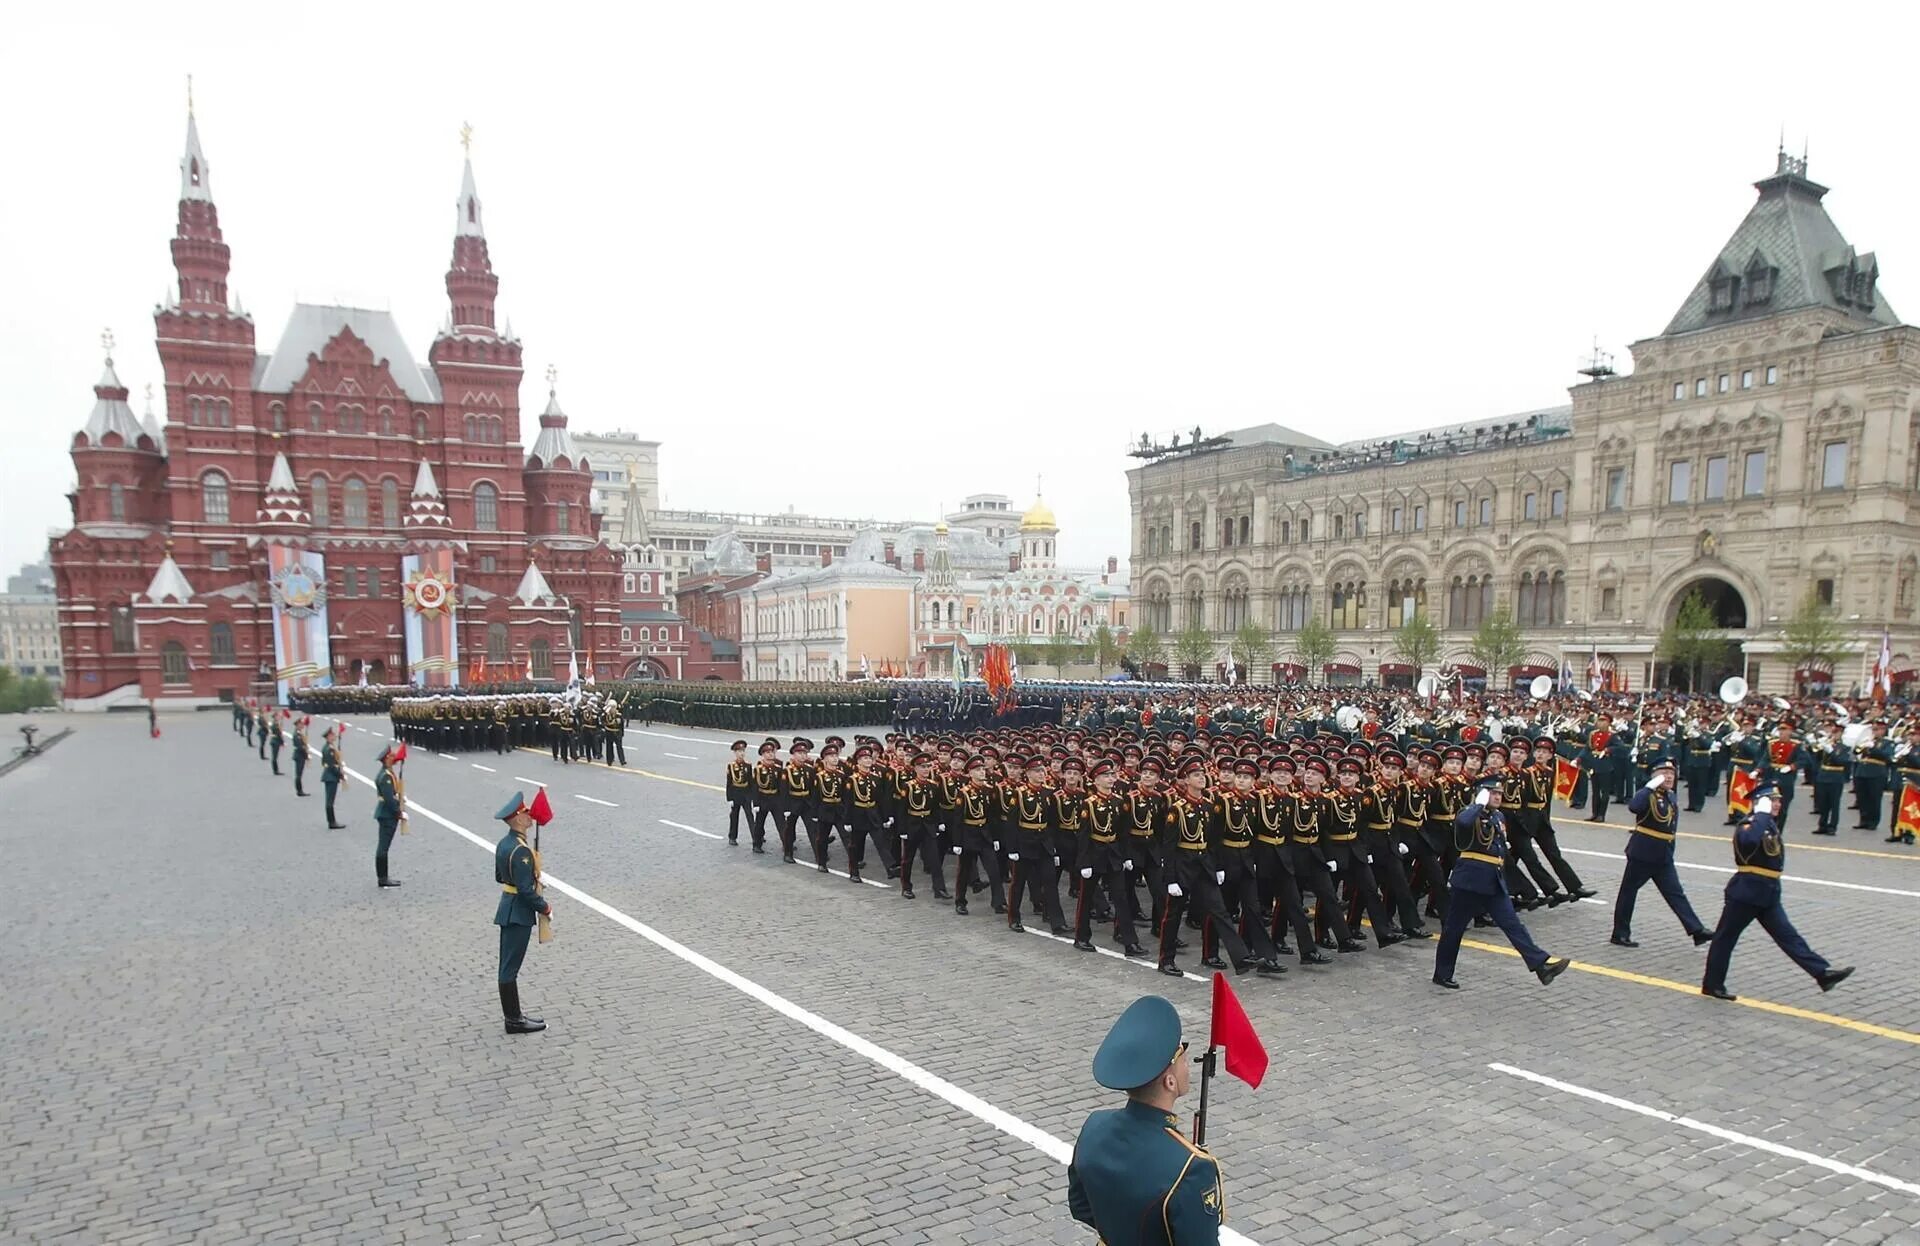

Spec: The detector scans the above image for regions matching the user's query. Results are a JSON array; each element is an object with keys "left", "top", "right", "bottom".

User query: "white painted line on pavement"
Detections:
[
  {"left": 576, "top": 794, "right": 618, "bottom": 807},
  {"left": 438, "top": 753, "right": 458, "bottom": 761},
  {"left": 1489, "top": 1062, "right": 1920, "bottom": 1198},
  {"left": 513, "top": 775, "right": 546, "bottom": 787},
  {"left": 659, "top": 818, "right": 726, "bottom": 842},
  {"left": 664, "top": 752, "right": 699, "bottom": 760},
  {"left": 1558, "top": 847, "right": 1920, "bottom": 899},
  {"left": 624, "top": 728, "right": 722, "bottom": 746},
  {"left": 471, "top": 764, "right": 497, "bottom": 773},
  {"left": 340, "top": 766, "right": 1264, "bottom": 1246}
]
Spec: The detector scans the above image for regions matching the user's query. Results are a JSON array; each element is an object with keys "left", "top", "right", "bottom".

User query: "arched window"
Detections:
[
  {"left": 310, "top": 476, "right": 330, "bottom": 528},
  {"left": 110, "top": 605, "right": 135, "bottom": 653},
  {"left": 188, "top": 396, "right": 203, "bottom": 426},
  {"left": 210, "top": 623, "right": 235, "bottom": 666},
  {"left": 342, "top": 478, "right": 369, "bottom": 528},
  {"left": 307, "top": 401, "right": 324, "bottom": 432},
  {"left": 1549, "top": 571, "right": 1566, "bottom": 625},
  {"left": 1276, "top": 586, "right": 1309, "bottom": 631},
  {"left": 1189, "top": 521, "right": 1202, "bottom": 551},
  {"left": 1221, "top": 582, "right": 1249, "bottom": 631},
  {"left": 1330, "top": 579, "right": 1365, "bottom": 629},
  {"left": 1517, "top": 572, "right": 1536, "bottom": 625},
  {"left": 473, "top": 483, "right": 499, "bottom": 531},
  {"left": 570, "top": 606, "right": 585, "bottom": 651},
  {"left": 216, "top": 398, "right": 232, "bottom": 428},
  {"left": 1185, "top": 587, "right": 1205, "bottom": 629},
  {"left": 161, "top": 641, "right": 189, "bottom": 685},
  {"left": 108, "top": 482, "right": 126, "bottom": 522},
  {"left": 379, "top": 406, "right": 396, "bottom": 436},
  {"left": 1388, "top": 577, "right": 1427, "bottom": 627},
  {"left": 201, "top": 471, "right": 230, "bottom": 524},
  {"left": 530, "top": 637, "right": 552, "bottom": 679},
  {"left": 270, "top": 402, "right": 286, "bottom": 432},
  {"left": 555, "top": 501, "right": 572, "bottom": 534},
  {"left": 486, "top": 622, "right": 508, "bottom": 665},
  {"left": 414, "top": 413, "right": 430, "bottom": 440},
  {"left": 379, "top": 478, "right": 400, "bottom": 530},
  {"left": 1449, "top": 576, "right": 1491, "bottom": 628},
  {"left": 638, "top": 574, "right": 650, "bottom": 594}
]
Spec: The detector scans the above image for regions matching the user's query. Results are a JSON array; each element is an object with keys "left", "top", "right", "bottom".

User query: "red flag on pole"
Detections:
[
  {"left": 529, "top": 786, "right": 555, "bottom": 827},
  {"left": 1727, "top": 767, "right": 1758, "bottom": 817},
  {"left": 1896, "top": 785, "right": 1920, "bottom": 840},
  {"left": 1209, "top": 972, "right": 1268, "bottom": 1089},
  {"left": 1552, "top": 757, "right": 1581, "bottom": 804}
]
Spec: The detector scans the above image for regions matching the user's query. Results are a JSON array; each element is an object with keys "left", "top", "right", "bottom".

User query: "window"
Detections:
[
  {"left": 310, "top": 477, "right": 330, "bottom": 527},
  {"left": 1391, "top": 507, "right": 1403, "bottom": 533},
  {"left": 108, "top": 482, "right": 126, "bottom": 522},
  {"left": 1333, "top": 515, "right": 1344, "bottom": 540},
  {"left": 1354, "top": 511, "right": 1366, "bottom": 537},
  {"left": 192, "top": 471, "right": 230, "bottom": 524},
  {"left": 1822, "top": 441, "right": 1848, "bottom": 489},
  {"left": 1695, "top": 378, "right": 1708, "bottom": 397},
  {"left": 342, "top": 567, "right": 359, "bottom": 598},
  {"left": 1523, "top": 492, "right": 1537, "bottom": 520},
  {"left": 341, "top": 478, "right": 368, "bottom": 528},
  {"left": 1478, "top": 497, "right": 1492, "bottom": 525},
  {"left": 1673, "top": 382, "right": 1685, "bottom": 401},
  {"left": 1600, "top": 586, "right": 1618, "bottom": 616},
  {"left": 1329, "top": 580, "right": 1364, "bottom": 629},
  {"left": 210, "top": 550, "right": 229, "bottom": 571},
  {"left": 110, "top": 606, "right": 135, "bottom": 653},
  {"left": 1704, "top": 456, "right": 1727, "bottom": 501},
  {"left": 1668, "top": 460, "right": 1692, "bottom": 504},
  {"left": 1189, "top": 522, "right": 1202, "bottom": 551},
  {"left": 307, "top": 401, "right": 324, "bottom": 431},
  {"left": 530, "top": 638, "right": 552, "bottom": 679},
  {"left": 1413, "top": 505, "right": 1426, "bottom": 531},
  {"left": 381, "top": 479, "right": 400, "bottom": 529},
  {"left": 1765, "top": 365, "right": 1778, "bottom": 385},
  {"left": 1454, "top": 500, "right": 1467, "bottom": 527},
  {"left": 1740, "top": 370, "right": 1753, "bottom": 390},
  {"left": 210, "top": 623, "right": 235, "bottom": 666},
  {"left": 555, "top": 501, "right": 572, "bottom": 534},
  {"left": 1447, "top": 575, "right": 1492, "bottom": 628},
  {"left": 1300, "top": 519, "right": 1310, "bottom": 542},
  {"left": 1550, "top": 489, "right": 1565, "bottom": 518},
  {"left": 1221, "top": 518, "right": 1234, "bottom": 548},
  {"left": 479, "top": 554, "right": 496, "bottom": 573},
  {"left": 1280, "top": 521, "right": 1291, "bottom": 544},
  {"left": 414, "top": 413, "right": 430, "bottom": 440},
  {"left": 623, "top": 573, "right": 635, "bottom": 594},
  {"left": 161, "top": 641, "right": 189, "bottom": 686},
  {"left": 1605, "top": 468, "right": 1625, "bottom": 510},
  {"left": 1816, "top": 578, "right": 1835, "bottom": 607},
  {"left": 270, "top": 402, "right": 286, "bottom": 432},
  {"left": 638, "top": 574, "right": 651, "bottom": 593},
  {"left": 1743, "top": 450, "right": 1767, "bottom": 497},
  {"left": 366, "top": 568, "right": 381, "bottom": 599},
  {"left": 1237, "top": 516, "right": 1250, "bottom": 545},
  {"left": 1388, "top": 577, "right": 1427, "bottom": 626},
  {"left": 1717, "top": 374, "right": 1730, "bottom": 394},
  {"left": 473, "top": 483, "right": 498, "bottom": 531}
]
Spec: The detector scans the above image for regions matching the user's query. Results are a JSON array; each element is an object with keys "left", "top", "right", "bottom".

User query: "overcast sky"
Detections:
[{"left": 7, "top": 2, "right": 1920, "bottom": 580}]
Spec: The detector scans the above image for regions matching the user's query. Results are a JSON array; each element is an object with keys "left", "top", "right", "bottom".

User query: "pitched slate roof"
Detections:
[
  {"left": 257, "top": 304, "right": 443, "bottom": 403},
  {"left": 1665, "top": 153, "right": 1898, "bottom": 336}
]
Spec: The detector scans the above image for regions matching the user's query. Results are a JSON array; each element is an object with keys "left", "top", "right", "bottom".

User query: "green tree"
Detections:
[
  {"left": 0, "top": 673, "right": 54, "bottom": 714},
  {"left": 1389, "top": 614, "right": 1442, "bottom": 675},
  {"left": 1090, "top": 623, "right": 1123, "bottom": 675},
  {"left": 1042, "top": 638, "right": 1079, "bottom": 675},
  {"left": 1230, "top": 621, "right": 1273, "bottom": 682},
  {"left": 1174, "top": 621, "right": 1215, "bottom": 680},
  {"left": 1469, "top": 608, "right": 1528, "bottom": 686},
  {"left": 1291, "top": 618, "right": 1337, "bottom": 683},
  {"left": 1011, "top": 641, "right": 1043, "bottom": 673},
  {"left": 1124, "top": 626, "right": 1163, "bottom": 675},
  {"left": 1778, "top": 590, "right": 1855, "bottom": 687},
  {"left": 1655, "top": 590, "right": 1737, "bottom": 692}
]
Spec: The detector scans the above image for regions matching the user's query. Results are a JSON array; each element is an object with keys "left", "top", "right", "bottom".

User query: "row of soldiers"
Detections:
[
  {"left": 231, "top": 696, "right": 348, "bottom": 827},
  {"left": 721, "top": 724, "right": 1599, "bottom": 978},
  {"left": 628, "top": 680, "right": 894, "bottom": 731},
  {"left": 386, "top": 692, "right": 630, "bottom": 765}
]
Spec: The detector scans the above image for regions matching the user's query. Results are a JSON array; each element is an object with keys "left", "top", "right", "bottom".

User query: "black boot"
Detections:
[
  {"left": 501, "top": 983, "right": 546, "bottom": 1034},
  {"left": 376, "top": 854, "right": 401, "bottom": 888}
]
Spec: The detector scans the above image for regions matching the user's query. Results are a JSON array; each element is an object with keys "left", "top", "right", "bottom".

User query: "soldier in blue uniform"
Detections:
[
  {"left": 320, "top": 725, "right": 347, "bottom": 829},
  {"left": 1067, "top": 995, "right": 1225, "bottom": 1245},
  {"left": 1701, "top": 784, "right": 1853, "bottom": 1001},
  {"left": 374, "top": 744, "right": 405, "bottom": 888},
  {"left": 493, "top": 791, "right": 553, "bottom": 1034},
  {"left": 1431, "top": 777, "right": 1569, "bottom": 990},
  {"left": 1611, "top": 758, "right": 1712, "bottom": 949}
]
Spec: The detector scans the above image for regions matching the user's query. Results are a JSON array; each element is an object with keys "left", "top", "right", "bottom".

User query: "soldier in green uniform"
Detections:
[
  {"left": 321, "top": 725, "right": 347, "bottom": 829},
  {"left": 1068, "top": 994, "right": 1225, "bottom": 1244},
  {"left": 374, "top": 744, "right": 406, "bottom": 888},
  {"left": 494, "top": 791, "right": 552, "bottom": 1034},
  {"left": 291, "top": 716, "right": 310, "bottom": 796}
]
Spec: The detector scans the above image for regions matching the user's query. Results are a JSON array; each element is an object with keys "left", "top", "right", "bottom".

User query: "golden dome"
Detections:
[
  {"left": 933, "top": 520, "right": 949, "bottom": 535},
  {"left": 1019, "top": 496, "right": 1057, "bottom": 531}
]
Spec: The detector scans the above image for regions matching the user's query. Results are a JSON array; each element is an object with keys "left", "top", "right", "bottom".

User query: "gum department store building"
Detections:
[{"left": 1129, "top": 152, "right": 1920, "bottom": 696}]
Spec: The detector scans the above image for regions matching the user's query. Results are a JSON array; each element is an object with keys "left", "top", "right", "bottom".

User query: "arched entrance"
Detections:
[
  {"left": 1667, "top": 576, "right": 1748, "bottom": 628},
  {"left": 1658, "top": 575, "right": 1748, "bottom": 692},
  {"left": 367, "top": 659, "right": 389, "bottom": 686},
  {"left": 622, "top": 656, "right": 668, "bottom": 681}
]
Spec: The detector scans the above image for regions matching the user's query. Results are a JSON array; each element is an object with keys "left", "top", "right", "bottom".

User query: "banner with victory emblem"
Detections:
[
  {"left": 268, "top": 546, "right": 333, "bottom": 702},
  {"left": 401, "top": 550, "right": 460, "bottom": 688}
]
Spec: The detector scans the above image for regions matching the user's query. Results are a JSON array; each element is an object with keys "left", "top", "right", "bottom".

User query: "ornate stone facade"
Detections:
[{"left": 1130, "top": 153, "right": 1920, "bottom": 695}]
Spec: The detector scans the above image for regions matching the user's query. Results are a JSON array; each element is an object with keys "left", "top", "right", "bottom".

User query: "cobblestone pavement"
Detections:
[{"left": 5, "top": 711, "right": 1920, "bottom": 1245}]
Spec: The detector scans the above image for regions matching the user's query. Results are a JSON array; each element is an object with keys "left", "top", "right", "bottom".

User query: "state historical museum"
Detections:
[{"left": 51, "top": 110, "right": 660, "bottom": 706}]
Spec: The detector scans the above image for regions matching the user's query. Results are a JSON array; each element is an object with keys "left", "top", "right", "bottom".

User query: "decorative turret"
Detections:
[
  {"left": 522, "top": 368, "right": 593, "bottom": 543},
  {"left": 142, "top": 551, "right": 196, "bottom": 604},
  {"left": 171, "top": 90, "right": 230, "bottom": 314},
  {"left": 617, "top": 464, "right": 653, "bottom": 551},
  {"left": 512, "top": 558, "right": 561, "bottom": 607},
  {"left": 256, "top": 451, "right": 310, "bottom": 530},
  {"left": 445, "top": 123, "right": 499, "bottom": 336},
  {"left": 403, "top": 458, "right": 453, "bottom": 534},
  {"left": 1018, "top": 485, "right": 1058, "bottom": 575},
  {"left": 76, "top": 337, "right": 150, "bottom": 449}
]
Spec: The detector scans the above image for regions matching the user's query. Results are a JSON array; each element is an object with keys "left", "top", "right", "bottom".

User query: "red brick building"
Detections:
[{"left": 52, "top": 109, "right": 646, "bottom": 706}]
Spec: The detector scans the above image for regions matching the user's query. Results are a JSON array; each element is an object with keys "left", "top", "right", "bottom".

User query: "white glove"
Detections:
[
  {"left": 1052, "top": 856, "right": 1061, "bottom": 867},
  {"left": 1474, "top": 789, "right": 1492, "bottom": 806},
  {"left": 1079, "top": 867, "right": 1093, "bottom": 880},
  {"left": 952, "top": 844, "right": 963, "bottom": 855},
  {"left": 1752, "top": 796, "right": 1773, "bottom": 816},
  {"left": 1167, "top": 882, "right": 1183, "bottom": 898},
  {"left": 1396, "top": 841, "right": 1409, "bottom": 855},
  {"left": 1647, "top": 773, "right": 1668, "bottom": 790},
  {"left": 1326, "top": 859, "right": 1338, "bottom": 874},
  {"left": 1007, "top": 852, "right": 1020, "bottom": 861},
  {"left": 992, "top": 841, "right": 1000, "bottom": 852},
  {"left": 1215, "top": 870, "right": 1226, "bottom": 885},
  {"left": 1122, "top": 859, "right": 1133, "bottom": 872}
]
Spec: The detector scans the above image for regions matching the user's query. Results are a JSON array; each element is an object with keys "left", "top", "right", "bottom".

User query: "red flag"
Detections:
[
  {"left": 529, "top": 787, "right": 555, "bottom": 827},
  {"left": 1727, "top": 768, "right": 1758, "bottom": 817},
  {"left": 1553, "top": 757, "right": 1581, "bottom": 804},
  {"left": 1209, "top": 972, "right": 1267, "bottom": 1089},
  {"left": 1896, "top": 785, "right": 1920, "bottom": 839}
]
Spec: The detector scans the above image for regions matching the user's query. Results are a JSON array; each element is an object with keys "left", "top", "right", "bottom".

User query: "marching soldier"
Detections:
[
  {"left": 1702, "top": 784, "right": 1852, "bottom": 1002},
  {"left": 1610, "top": 758, "right": 1711, "bottom": 949},
  {"left": 321, "top": 725, "right": 347, "bottom": 829},
  {"left": 750, "top": 739, "right": 784, "bottom": 854},
  {"left": 724, "top": 740, "right": 754, "bottom": 845},
  {"left": 1156, "top": 759, "right": 1254, "bottom": 978},
  {"left": 493, "top": 791, "right": 552, "bottom": 1034},
  {"left": 1431, "top": 776, "right": 1570, "bottom": 990}
]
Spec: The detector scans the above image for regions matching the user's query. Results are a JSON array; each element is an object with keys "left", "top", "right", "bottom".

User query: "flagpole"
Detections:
[{"left": 1192, "top": 1044, "right": 1217, "bottom": 1147}]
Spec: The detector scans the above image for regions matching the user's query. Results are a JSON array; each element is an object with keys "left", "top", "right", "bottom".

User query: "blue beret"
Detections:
[
  {"left": 1092, "top": 995, "right": 1183, "bottom": 1090},
  {"left": 496, "top": 791, "right": 527, "bottom": 821}
]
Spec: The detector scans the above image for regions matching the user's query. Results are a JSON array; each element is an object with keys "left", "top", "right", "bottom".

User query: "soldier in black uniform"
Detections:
[
  {"left": 897, "top": 751, "right": 948, "bottom": 900},
  {"left": 779, "top": 737, "right": 818, "bottom": 866},
  {"left": 1006, "top": 756, "right": 1068, "bottom": 935},
  {"left": 603, "top": 697, "right": 627, "bottom": 766},
  {"left": 953, "top": 756, "right": 999, "bottom": 917},
  {"left": 724, "top": 740, "right": 754, "bottom": 845},
  {"left": 749, "top": 739, "right": 784, "bottom": 854},
  {"left": 844, "top": 746, "right": 894, "bottom": 883},
  {"left": 813, "top": 743, "right": 848, "bottom": 872},
  {"left": 1156, "top": 758, "right": 1254, "bottom": 978},
  {"left": 1072, "top": 761, "right": 1145, "bottom": 955},
  {"left": 1207, "top": 760, "right": 1286, "bottom": 972}
]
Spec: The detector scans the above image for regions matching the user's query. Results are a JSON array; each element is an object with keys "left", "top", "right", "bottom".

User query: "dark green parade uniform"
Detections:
[
  {"left": 268, "top": 715, "right": 285, "bottom": 775},
  {"left": 321, "top": 736, "right": 346, "bottom": 829},
  {"left": 1852, "top": 732, "right": 1892, "bottom": 831},
  {"left": 494, "top": 790, "right": 552, "bottom": 1034},
  {"left": 291, "top": 723, "right": 310, "bottom": 796},
  {"left": 1068, "top": 995, "right": 1225, "bottom": 1246},
  {"left": 256, "top": 709, "right": 269, "bottom": 758},
  {"left": 374, "top": 756, "right": 404, "bottom": 887},
  {"left": 1808, "top": 737, "right": 1852, "bottom": 835}
]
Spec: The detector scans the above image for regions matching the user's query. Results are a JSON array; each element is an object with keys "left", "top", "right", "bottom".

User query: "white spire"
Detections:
[
  {"left": 513, "top": 558, "right": 559, "bottom": 606},
  {"left": 456, "top": 156, "right": 484, "bottom": 237},
  {"left": 266, "top": 450, "right": 296, "bottom": 495},
  {"left": 143, "top": 552, "right": 196, "bottom": 604},
  {"left": 404, "top": 459, "right": 451, "bottom": 531},
  {"left": 618, "top": 464, "right": 651, "bottom": 548},
  {"left": 258, "top": 451, "right": 309, "bottom": 527},
  {"left": 180, "top": 111, "right": 212, "bottom": 203},
  {"left": 411, "top": 457, "right": 441, "bottom": 498},
  {"left": 80, "top": 343, "right": 147, "bottom": 449}
]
